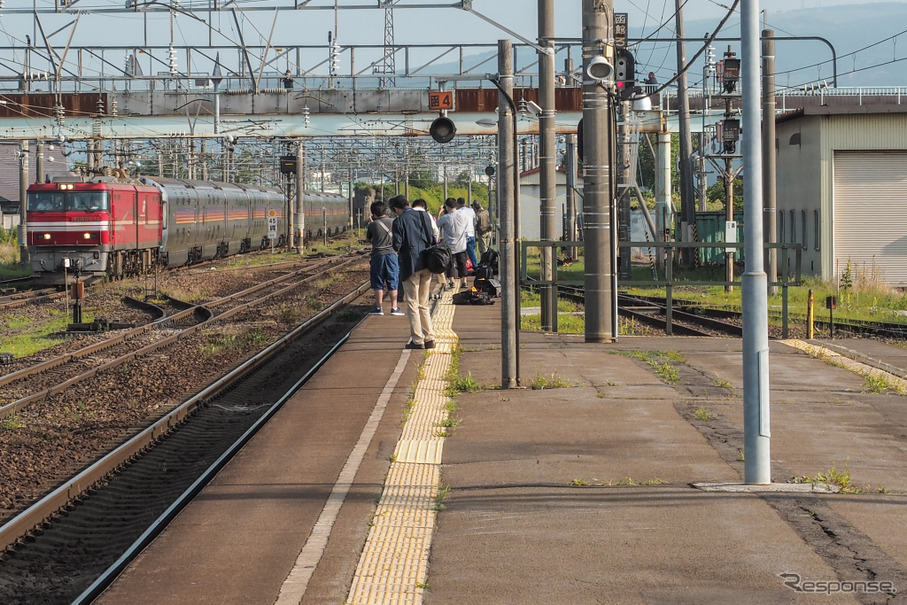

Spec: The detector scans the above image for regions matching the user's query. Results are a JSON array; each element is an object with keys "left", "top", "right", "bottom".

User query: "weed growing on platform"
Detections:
[
  {"left": 569, "top": 476, "right": 667, "bottom": 487},
  {"left": 861, "top": 372, "right": 907, "bottom": 395},
  {"left": 620, "top": 350, "right": 685, "bottom": 384},
  {"left": 436, "top": 401, "right": 461, "bottom": 432},
  {"left": 792, "top": 461, "right": 860, "bottom": 494},
  {"left": 444, "top": 374, "right": 481, "bottom": 397},
  {"left": 530, "top": 373, "right": 572, "bottom": 390},
  {"left": 433, "top": 485, "right": 451, "bottom": 511},
  {"left": 692, "top": 406, "right": 716, "bottom": 422},
  {"left": 713, "top": 375, "right": 733, "bottom": 389}
]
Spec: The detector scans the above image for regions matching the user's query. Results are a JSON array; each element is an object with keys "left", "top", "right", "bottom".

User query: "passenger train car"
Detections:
[{"left": 26, "top": 175, "right": 349, "bottom": 284}]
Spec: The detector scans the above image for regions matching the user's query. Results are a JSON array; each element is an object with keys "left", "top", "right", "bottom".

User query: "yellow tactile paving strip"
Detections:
[
  {"left": 780, "top": 339, "right": 907, "bottom": 391},
  {"left": 347, "top": 291, "right": 458, "bottom": 605}
]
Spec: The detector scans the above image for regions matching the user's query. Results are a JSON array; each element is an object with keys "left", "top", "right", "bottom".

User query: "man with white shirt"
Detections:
[
  {"left": 437, "top": 197, "right": 470, "bottom": 290},
  {"left": 456, "top": 197, "right": 478, "bottom": 273}
]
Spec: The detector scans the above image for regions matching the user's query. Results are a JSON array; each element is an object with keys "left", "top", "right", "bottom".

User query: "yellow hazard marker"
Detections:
[{"left": 347, "top": 289, "right": 458, "bottom": 604}]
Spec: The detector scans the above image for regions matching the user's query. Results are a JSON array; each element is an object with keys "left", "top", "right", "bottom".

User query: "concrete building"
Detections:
[{"left": 775, "top": 107, "right": 907, "bottom": 286}]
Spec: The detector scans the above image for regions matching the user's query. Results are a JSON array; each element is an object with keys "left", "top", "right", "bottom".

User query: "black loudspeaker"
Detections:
[{"left": 430, "top": 117, "right": 457, "bottom": 143}]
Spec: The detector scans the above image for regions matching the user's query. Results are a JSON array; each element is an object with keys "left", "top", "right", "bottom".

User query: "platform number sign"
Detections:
[
  {"left": 614, "top": 13, "right": 628, "bottom": 49},
  {"left": 428, "top": 91, "right": 453, "bottom": 111},
  {"left": 267, "top": 209, "right": 278, "bottom": 240}
]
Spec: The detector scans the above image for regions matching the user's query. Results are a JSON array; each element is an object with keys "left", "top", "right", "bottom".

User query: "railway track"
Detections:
[
  {"left": 0, "top": 257, "right": 351, "bottom": 419},
  {"left": 0, "top": 272, "right": 371, "bottom": 603},
  {"left": 0, "top": 287, "right": 63, "bottom": 310},
  {"left": 627, "top": 294, "right": 907, "bottom": 340},
  {"left": 550, "top": 285, "right": 744, "bottom": 337}
]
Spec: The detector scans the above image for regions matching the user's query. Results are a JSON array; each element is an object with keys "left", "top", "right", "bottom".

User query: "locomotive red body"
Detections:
[{"left": 26, "top": 176, "right": 349, "bottom": 284}]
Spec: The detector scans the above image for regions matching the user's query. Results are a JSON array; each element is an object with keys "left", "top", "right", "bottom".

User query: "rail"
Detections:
[
  {"left": 521, "top": 239, "right": 803, "bottom": 336},
  {"left": 0, "top": 277, "right": 370, "bottom": 556}
]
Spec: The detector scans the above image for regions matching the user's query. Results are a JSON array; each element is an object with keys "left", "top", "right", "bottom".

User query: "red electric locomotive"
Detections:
[{"left": 27, "top": 177, "right": 163, "bottom": 282}]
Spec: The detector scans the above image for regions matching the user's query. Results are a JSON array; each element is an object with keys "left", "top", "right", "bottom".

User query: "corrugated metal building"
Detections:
[{"left": 776, "top": 108, "right": 907, "bottom": 286}]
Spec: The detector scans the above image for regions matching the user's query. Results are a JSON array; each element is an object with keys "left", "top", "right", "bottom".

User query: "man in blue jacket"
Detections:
[{"left": 389, "top": 195, "right": 435, "bottom": 349}]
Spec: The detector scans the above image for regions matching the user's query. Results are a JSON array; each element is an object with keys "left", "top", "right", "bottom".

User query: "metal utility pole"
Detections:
[
  {"left": 35, "top": 142, "right": 44, "bottom": 184},
  {"left": 582, "top": 0, "right": 616, "bottom": 342},
  {"left": 674, "top": 0, "right": 696, "bottom": 266},
  {"left": 538, "top": 0, "right": 558, "bottom": 332},
  {"left": 296, "top": 141, "right": 305, "bottom": 253},
  {"left": 565, "top": 133, "right": 578, "bottom": 262},
  {"left": 498, "top": 39, "right": 519, "bottom": 388},
  {"left": 741, "top": 0, "right": 771, "bottom": 485},
  {"left": 762, "top": 29, "right": 778, "bottom": 296},
  {"left": 618, "top": 99, "right": 632, "bottom": 279},
  {"left": 18, "top": 141, "right": 29, "bottom": 265},
  {"left": 655, "top": 131, "right": 672, "bottom": 274}
]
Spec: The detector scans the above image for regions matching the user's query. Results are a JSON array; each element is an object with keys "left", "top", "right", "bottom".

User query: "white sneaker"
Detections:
[{"left": 390, "top": 307, "right": 405, "bottom": 316}]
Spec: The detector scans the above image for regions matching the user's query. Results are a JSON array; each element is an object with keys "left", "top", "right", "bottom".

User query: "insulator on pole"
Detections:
[{"left": 168, "top": 45, "right": 178, "bottom": 76}]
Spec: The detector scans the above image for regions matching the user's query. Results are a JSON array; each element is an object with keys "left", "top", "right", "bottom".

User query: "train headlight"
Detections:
[
  {"left": 82, "top": 232, "right": 93, "bottom": 240},
  {"left": 42, "top": 233, "right": 52, "bottom": 240}
]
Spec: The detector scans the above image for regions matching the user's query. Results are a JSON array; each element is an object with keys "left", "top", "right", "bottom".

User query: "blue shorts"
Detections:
[{"left": 370, "top": 253, "right": 400, "bottom": 291}]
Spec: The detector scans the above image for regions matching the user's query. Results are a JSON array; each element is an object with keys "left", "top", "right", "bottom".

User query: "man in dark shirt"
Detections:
[
  {"left": 389, "top": 195, "right": 435, "bottom": 349},
  {"left": 366, "top": 200, "right": 403, "bottom": 316}
]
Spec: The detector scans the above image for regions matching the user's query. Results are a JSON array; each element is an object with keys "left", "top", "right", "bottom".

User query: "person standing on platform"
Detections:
[
  {"left": 366, "top": 200, "right": 404, "bottom": 317},
  {"left": 389, "top": 195, "right": 435, "bottom": 350},
  {"left": 412, "top": 198, "right": 444, "bottom": 299},
  {"left": 437, "top": 197, "right": 470, "bottom": 290},
  {"left": 472, "top": 201, "right": 492, "bottom": 256},
  {"left": 457, "top": 197, "right": 478, "bottom": 272}
]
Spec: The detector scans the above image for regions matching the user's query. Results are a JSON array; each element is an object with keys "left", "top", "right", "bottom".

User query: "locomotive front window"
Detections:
[
  {"left": 28, "top": 192, "right": 65, "bottom": 212},
  {"left": 27, "top": 191, "right": 109, "bottom": 212},
  {"left": 69, "top": 192, "right": 109, "bottom": 211}
]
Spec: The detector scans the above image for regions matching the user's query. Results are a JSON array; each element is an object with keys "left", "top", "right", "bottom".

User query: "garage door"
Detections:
[{"left": 834, "top": 150, "right": 907, "bottom": 286}]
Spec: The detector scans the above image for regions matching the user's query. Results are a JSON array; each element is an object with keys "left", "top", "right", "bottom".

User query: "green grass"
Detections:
[
  {"left": 520, "top": 290, "right": 586, "bottom": 334},
  {"left": 792, "top": 462, "right": 860, "bottom": 494},
  {"left": 198, "top": 328, "right": 269, "bottom": 355},
  {"left": 0, "top": 312, "right": 71, "bottom": 357},
  {"left": 627, "top": 273, "right": 907, "bottom": 325},
  {"left": 1, "top": 414, "right": 26, "bottom": 430},
  {"left": 529, "top": 373, "right": 572, "bottom": 390},
  {"left": 0, "top": 240, "right": 31, "bottom": 278},
  {"left": 433, "top": 485, "right": 451, "bottom": 511},
  {"left": 620, "top": 350, "right": 685, "bottom": 384},
  {"left": 692, "top": 406, "right": 716, "bottom": 422}
]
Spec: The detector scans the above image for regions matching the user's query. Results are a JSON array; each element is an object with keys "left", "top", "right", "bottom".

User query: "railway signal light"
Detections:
[
  {"left": 614, "top": 48, "right": 640, "bottom": 100},
  {"left": 718, "top": 118, "right": 740, "bottom": 153},
  {"left": 430, "top": 116, "right": 456, "bottom": 144},
  {"left": 718, "top": 53, "right": 740, "bottom": 93}
]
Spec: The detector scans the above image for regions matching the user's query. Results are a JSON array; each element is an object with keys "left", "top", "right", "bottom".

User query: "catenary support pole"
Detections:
[
  {"left": 35, "top": 142, "right": 44, "bottom": 184},
  {"left": 538, "top": 0, "right": 557, "bottom": 332},
  {"left": 674, "top": 0, "right": 696, "bottom": 267},
  {"left": 296, "top": 141, "right": 305, "bottom": 253},
  {"left": 655, "top": 131, "right": 672, "bottom": 274},
  {"left": 18, "top": 140, "right": 29, "bottom": 265},
  {"left": 498, "top": 39, "right": 518, "bottom": 389},
  {"left": 742, "top": 0, "right": 772, "bottom": 485},
  {"left": 619, "top": 100, "right": 632, "bottom": 279},
  {"left": 565, "top": 133, "right": 578, "bottom": 262},
  {"left": 762, "top": 29, "right": 778, "bottom": 296},
  {"left": 582, "top": 0, "right": 615, "bottom": 342}
]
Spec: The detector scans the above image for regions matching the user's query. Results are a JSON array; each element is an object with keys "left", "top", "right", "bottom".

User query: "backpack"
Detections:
[
  {"left": 452, "top": 290, "right": 495, "bottom": 305},
  {"left": 479, "top": 249, "right": 499, "bottom": 274}
]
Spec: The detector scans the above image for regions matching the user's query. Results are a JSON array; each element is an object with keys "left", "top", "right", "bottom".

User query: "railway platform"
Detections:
[{"left": 95, "top": 291, "right": 907, "bottom": 604}]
